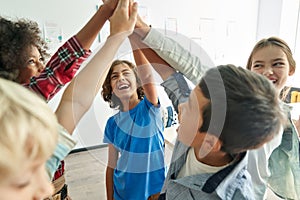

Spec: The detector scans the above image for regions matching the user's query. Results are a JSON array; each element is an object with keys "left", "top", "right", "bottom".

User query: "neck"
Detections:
[
  {"left": 193, "top": 147, "right": 233, "bottom": 167},
  {"left": 121, "top": 97, "right": 140, "bottom": 112}
]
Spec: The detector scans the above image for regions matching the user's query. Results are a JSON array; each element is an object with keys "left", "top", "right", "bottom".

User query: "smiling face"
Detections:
[
  {"left": 17, "top": 45, "right": 45, "bottom": 84},
  {"left": 249, "top": 45, "right": 294, "bottom": 92},
  {"left": 110, "top": 62, "right": 139, "bottom": 102},
  {"left": 0, "top": 159, "right": 53, "bottom": 200}
]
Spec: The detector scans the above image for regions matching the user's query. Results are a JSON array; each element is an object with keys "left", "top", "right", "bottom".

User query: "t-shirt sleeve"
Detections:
[{"left": 45, "top": 125, "right": 77, "bottom": 179}]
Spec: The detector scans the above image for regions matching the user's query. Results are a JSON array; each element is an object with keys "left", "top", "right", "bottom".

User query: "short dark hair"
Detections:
[
  {"left": 0, "top": 17, "right": 49, "bottom": 82},
  {"left": 101, "top": 60, "right": 144, "bottom": 110},
  {"left": 199, "top": 64, "right": 287, "bottom": 154}
]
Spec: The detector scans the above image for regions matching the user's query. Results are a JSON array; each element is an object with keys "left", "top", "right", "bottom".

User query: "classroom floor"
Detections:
[
  {"left": 64, "top": 142, "right": 174, "bottom": 200},
  {"left": 64, "top": 143, "right": 282, "bottom": 200}
]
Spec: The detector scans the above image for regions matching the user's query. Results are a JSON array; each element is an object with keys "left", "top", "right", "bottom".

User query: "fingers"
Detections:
[
  {"left": 116, "top": 0, "right": 129, "bottom": 10},
  {"left": 130, "top": 2, "right": 138, "bottom": 22},
  {"left": 108, "top": 0, "right": 138, "bottom": 37}
]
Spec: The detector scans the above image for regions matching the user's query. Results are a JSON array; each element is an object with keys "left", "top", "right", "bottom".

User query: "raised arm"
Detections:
[
  {"left": 55, "top": 0, "right": 138, "bottom": 134},
  {"left": 75, "top": 0, "right": 118, "bottom": 49},
  {"left": 24, "top": 1, "right": 119, "bottom": 101},
  {"left": 128, "top": 34, "right": 159, "bottom": 106},
  {"left": 134, "top": 15, "right": 210, "bottom": 85}
]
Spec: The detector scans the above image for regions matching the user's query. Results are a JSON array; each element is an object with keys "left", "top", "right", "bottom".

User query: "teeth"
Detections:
[{"left": 118, "top": 85, "right": 129, "bottom": 90}]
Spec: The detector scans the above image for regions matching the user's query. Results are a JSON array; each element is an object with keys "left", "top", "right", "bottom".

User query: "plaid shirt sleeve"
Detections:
[{"left": 23, "top": 35, "right": 92, "bottom": 102}]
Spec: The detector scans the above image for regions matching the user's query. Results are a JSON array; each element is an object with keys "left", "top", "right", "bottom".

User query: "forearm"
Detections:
[
  {"left": 56, "top": 34, "right": 126, "bottom": 134},
  {"left": 129, "top": 36, "right": 158, "bottom": 105},
  {"left": 106, "top": 166, "right": 115, "bottom": 200},
  {"left": 56, "top": 0, "right": 137, "bottom": 134},
  {"left": 131, "top": 32, "right": 175, "bottom": 81},
  {"left": 76, "top": 4, "right": 114, "bottom": 49},
  {"left": 142, "top": 28, "right": 208, "bottom": 85}
]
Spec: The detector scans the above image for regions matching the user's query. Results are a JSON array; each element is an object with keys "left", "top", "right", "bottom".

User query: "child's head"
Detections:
[
  {"left": 177, "top": 64, "right": 287, "bottom": 155},
  {"left": 0, "top": 17, "right": 49, "bottom": 84},
  {"left": 0, "top": 78, "right": 58, "bottom": 199},
  {"left": 246, "top": 37, "right": 296, "bottom": 92},
  {"left": 102, "top": 59, "right": 144, "bottom": 110}
]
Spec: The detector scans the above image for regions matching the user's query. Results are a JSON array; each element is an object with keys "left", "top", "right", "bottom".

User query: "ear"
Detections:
[
  {"left": 198, "top": 133, "right": 222, "bottom": 158},
  {"left": 289, "top": 66, "right": 295, "bottom": 76}
]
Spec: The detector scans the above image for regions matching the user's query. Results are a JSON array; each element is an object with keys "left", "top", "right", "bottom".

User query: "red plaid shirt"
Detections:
[
  {"left": 23, "top": 35, "right": 91, "bottom": 102},
  {"left": 22, "top": 36, "right": 91, "bottom": 180}
]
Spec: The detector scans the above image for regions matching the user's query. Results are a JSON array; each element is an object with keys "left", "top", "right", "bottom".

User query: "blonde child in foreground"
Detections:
[
  {"left": 0, "top": 78, "right": 58, "bottom": 199},
  {"left": 0, "top": 0, "right": 138, "bottom": 199}
]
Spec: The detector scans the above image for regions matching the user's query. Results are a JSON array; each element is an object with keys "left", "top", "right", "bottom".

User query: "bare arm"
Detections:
[
  {"left": 130, "top": 31, "right": 175, "bottom": 81},
  {"left": 55, "top": 0, "right": 138, "bottom": 134},
  {"left": 75, "top": 0, "right": 118, "bottom": 49},
  {"left": 129, "top": 34, "right": 159, "bottom": 106},
  {"left": 106, "top": 144, "right": 118, "bottom": 200}
]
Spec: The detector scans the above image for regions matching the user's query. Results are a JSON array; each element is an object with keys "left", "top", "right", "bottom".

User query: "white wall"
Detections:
[
  {"left": 256, "top": 0, "right": 300, "bottom": 87},
  {"left": 1, "top": 0, "right": 299, "bottom": 148}
]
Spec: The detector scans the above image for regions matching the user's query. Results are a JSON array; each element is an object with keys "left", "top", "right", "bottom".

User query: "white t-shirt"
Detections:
[{"left": 177, "top": 148, "right": 230, "bottom": 178}]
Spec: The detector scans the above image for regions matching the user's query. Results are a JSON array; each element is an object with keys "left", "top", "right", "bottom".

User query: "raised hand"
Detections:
[{"left": 109, "top": 0, "right": 138, "bottom": 37}]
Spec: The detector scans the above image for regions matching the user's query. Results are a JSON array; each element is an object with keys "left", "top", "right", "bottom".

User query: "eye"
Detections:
[
  {"left": 39, "top": 57, "right": 45, "bottom": 63},
  {"left": 111, "top": 75, "right": 118, "bottom": 80},
  {"left": 252, "top": 63, "right": 263, "bottom": 69},
  {"left": 13, "top": 181, "right": 30, "bottom": 189},
  {"left": 273, "top": 62, "right": 285, "bottom": 67},
  {"left": 28, "top": 59, "right": 35, "bottom": 65}
]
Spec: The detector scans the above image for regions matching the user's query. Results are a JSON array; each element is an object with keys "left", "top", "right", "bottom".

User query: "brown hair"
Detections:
[
  {"left": 101, "top": 60, "right": 144, "bottom": 110},
  {"left": 246, "top": 37, "right": 296, "bottom": 100},
  {"left": 199, "top": 64, "right": 288, "bottom": 154}
]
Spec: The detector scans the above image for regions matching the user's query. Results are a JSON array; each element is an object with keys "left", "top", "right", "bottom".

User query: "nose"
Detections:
[
  {"left": 262, "top": 65, "right": 273, "bottom": 76},
  {"left": 118, "top": 75, "right": 125, "bottom": 81},
  {"left": 37, "top": 62, "right": 45, "bottom": 73}
]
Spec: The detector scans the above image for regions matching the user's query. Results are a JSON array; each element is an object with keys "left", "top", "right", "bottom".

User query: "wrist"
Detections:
[
  {"left": 100, "top": 4, "right": 114, "bottom": 16},
  {"left": 134, "top": 25, "right": 151, "bottom": 39}
]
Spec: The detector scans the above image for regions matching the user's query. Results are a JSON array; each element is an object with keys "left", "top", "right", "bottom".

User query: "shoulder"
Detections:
[{"left": 141, "top": 96, "right": 161, "bottom": 110}]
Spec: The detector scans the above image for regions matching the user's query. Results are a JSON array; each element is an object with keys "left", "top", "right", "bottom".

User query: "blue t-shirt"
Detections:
[{"left": 103, "top": 97, "right": 166, "bottom": 200}]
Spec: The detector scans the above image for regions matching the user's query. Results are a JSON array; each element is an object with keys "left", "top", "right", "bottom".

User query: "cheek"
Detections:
[
  {"left": 275, "top": 69, "right": 289, "bottom": 81},
  {"left": 177, "top": 108, "right": 201, "bottom": 146},
  {"left": 110, "top": 80, "right": 117, "bottom": 92},
  {"left": 18, "top": 67, "right": 36, "bottom": 83},
  {"left": 251, "top": 68, "right": 263, "bottom": 75}
]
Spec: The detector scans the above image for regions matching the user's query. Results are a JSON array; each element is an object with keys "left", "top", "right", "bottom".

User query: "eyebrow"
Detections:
[
  {"left": 253, "top": 57, "right": 285, "bottom": 63},
  {"left": 272, "top": 58, "right": 285, "bottom": 62},
  {"left": 112, "top": 68, "right": 131, "bottom": 74}
]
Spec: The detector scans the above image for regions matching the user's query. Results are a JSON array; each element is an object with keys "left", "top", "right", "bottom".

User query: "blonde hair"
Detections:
[{"left": 0, "top": 78, "right": 58, "bottom": 183}]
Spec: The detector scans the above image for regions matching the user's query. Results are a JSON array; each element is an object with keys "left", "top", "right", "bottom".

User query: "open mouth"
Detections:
[
  {"left": 268, "top": 78, "right": 277, "bottom": 84},
  {"left": 118, "top": 84, "right": 129, "bottom": 90}
]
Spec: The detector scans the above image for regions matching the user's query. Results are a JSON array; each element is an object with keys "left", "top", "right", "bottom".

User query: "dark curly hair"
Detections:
[
  {"left": 0, "top": 16, "right": 49, "bottom": 82},
  {"left": 101, "top": 60, "right": 144, "bottom": 110}
]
